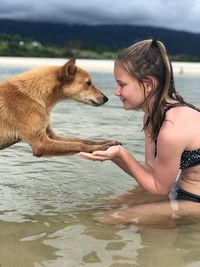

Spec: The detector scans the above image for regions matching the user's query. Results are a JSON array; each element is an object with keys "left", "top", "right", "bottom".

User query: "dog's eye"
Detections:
[{"left": 86, "top": 80, "right": 92, "bottom": 86}]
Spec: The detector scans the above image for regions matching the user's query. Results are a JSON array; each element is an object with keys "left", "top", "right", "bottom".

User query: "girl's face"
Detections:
[{"left": 114, "top": 63, "right": 147, "bottom": 111}]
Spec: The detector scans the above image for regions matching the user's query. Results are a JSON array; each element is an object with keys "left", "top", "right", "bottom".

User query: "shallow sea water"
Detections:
[{"left": 1, "top": 65, "right": 200, "bottom": 267}]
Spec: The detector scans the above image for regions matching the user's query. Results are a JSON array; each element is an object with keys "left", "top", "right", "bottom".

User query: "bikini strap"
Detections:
[
  {"left": 164, "top": 102, "right": 186, "bottom": 113},
  {"left": 155, "top": 103, "right": 187, "bottom": 157},
  {"left": 164, "top": 102, "right": 200, "bottom": 114}
]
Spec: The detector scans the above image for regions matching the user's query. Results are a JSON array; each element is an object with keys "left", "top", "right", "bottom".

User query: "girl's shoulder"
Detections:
[
  {"left": 158, "top": 104, "right": 200, "bottom": 148},
  {"left": 164, "top": 104, "right": 200, "bottom": 123}
]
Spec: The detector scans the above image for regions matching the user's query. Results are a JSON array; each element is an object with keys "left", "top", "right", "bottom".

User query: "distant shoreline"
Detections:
[{"left": 1, "top": 56, "right": 200, "bottom": 76}]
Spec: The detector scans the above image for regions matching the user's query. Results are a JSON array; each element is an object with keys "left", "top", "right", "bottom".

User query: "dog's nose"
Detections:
[{"left": 103, "top": 95, "right": 109, "bottom": 103}]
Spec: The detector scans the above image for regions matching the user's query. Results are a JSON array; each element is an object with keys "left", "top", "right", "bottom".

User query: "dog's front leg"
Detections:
[
  {"left": 29, "top": 133, "right": 120, "bottom": 157},
  {"left": 47, "top": 126, "right": 90, "bottom": 142},
  {"left": 46, "top": 125, "right": 120, "bottom": 145}
]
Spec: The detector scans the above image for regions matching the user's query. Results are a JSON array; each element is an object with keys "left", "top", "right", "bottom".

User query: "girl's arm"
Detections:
[
  {"left": 112, "top": 113, "right": 155, "bottom": 175},
  {"left": 114, "top": 136, "right": 181, "bottom": 195},
  {"left": 78, "top": 119, "right": 182, "bottom": 195},
  {"left": 115, "top": 113, "right": 155, "bottom": 174},
  {"left": 78, "top": 111, "right": 188, "bottom": 195}
]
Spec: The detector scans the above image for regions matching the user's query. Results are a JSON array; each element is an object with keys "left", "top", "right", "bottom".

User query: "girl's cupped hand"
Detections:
[{"left": 77, "top": 145, "right": 123, "bottom": 162}]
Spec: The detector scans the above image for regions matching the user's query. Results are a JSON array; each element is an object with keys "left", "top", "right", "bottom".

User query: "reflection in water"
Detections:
[
  {"left": 2, "top": 206, "right": 200, "bottom": 267},
  {"left": 133, "top": 224, "right": 200, "bottom": 267},
  {"left": 0, "top": 214, "right": 59, "bottom": 267},
  {"left": 1, "top": 67, "right": 200, "bottom": 266}
]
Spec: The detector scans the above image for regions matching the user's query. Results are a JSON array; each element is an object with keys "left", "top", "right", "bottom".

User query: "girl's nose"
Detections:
[{"left": 115, "top": 86, "right": 120, "bottom": 96}]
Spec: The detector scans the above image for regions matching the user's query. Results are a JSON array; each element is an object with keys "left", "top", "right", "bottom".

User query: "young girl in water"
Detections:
[{"left": 78, "top": 39, "right": 200, "bottom": 226}]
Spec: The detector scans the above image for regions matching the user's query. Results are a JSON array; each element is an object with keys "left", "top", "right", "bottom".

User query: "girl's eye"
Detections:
[
  {"left": 86, "top": 80, "right": 92, "bottom": 86},
  {"left": 119, "top": 83, "right": 125, "bottom": 88}
]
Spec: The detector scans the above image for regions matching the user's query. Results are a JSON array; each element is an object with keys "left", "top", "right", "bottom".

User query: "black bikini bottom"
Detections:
[{"left": 176, "top": 187, "right": 200, "bottom": 203}]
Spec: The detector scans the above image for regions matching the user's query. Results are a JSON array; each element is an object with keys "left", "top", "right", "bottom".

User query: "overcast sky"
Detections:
[{"left": 0, "top": 0, "right": 199, "bottom": 33}]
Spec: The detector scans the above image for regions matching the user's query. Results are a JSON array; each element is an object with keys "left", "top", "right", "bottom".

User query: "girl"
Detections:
[{"left": 78, "top": 39, "right": 200, "bottom": 227}]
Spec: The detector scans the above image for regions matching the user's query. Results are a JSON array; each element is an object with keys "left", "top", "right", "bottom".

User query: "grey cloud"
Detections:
[{"left": 0, "top": 0, "right": 199, "bottom": 33}]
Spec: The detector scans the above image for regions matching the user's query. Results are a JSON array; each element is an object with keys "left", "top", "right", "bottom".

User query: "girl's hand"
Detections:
[{"left": 77, "top": 145, "right": 123, "bottom": 162}]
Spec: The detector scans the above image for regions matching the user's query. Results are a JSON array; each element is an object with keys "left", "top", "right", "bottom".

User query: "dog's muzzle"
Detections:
[
  {"left": 90, "top": 95, "right": 109, "bottom": 106},
  {"left": 103, "top": 95, "right": 109, "bottom": 103}
]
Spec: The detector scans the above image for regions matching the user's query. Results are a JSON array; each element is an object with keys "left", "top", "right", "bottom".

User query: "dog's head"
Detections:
[{"left": 57, "top": 59, "right": 108, "bottom": 106}]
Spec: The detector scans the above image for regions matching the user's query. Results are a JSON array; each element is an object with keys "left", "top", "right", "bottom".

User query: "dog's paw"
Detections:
[
  {"left": 96, "top": 141, "right": 122, "bottom": 151},
  {"left": 84, "top": 140, "right": 122, "bottom": 152},
  {"left": 96, "top": 140, "right": 122, "bottom": 146},
  {"left": 103, "top": 140, "right": 122, "bottom": 146},
  {"left": 112, "top": 140, "right": 122, "bottom": 146}
]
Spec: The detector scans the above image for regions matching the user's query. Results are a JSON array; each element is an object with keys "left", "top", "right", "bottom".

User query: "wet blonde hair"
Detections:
[{"left": 116, "top": 39, "right": 185, "bottom": 140}]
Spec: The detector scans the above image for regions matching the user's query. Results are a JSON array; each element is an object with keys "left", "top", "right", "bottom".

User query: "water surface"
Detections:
[{"left": 1, "top": 66, "right": 200, "bottom": 267}]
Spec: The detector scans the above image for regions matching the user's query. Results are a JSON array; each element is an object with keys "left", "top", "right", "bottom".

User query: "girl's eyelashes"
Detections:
[
  {"left": 119, "top": 82, "right": 126, "bottom": 88},
  {"left": 116, "top": 80, "right": 127, "bottom": 87}
]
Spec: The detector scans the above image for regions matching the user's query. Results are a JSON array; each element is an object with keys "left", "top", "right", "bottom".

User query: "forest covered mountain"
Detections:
[{"left": 0, "top": 19, "right": 200, "bottom": 58}]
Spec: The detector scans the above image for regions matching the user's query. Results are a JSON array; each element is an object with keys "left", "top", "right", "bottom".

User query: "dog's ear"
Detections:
[
  {"left": 58, "top": 58, "right": 77, "bottom": 83},
  {"left": 65, "top": 58, "right": 77, "bottom": 76}
]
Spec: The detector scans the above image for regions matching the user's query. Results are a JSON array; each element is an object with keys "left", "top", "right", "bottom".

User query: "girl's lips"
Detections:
[{"left": 120, "top": 97, "right": 126, "bottom": 102}]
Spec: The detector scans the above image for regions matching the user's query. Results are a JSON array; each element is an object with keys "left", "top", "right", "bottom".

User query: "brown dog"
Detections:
[{"left": 0, "top": 59, "right": 119, "bottom": 157}]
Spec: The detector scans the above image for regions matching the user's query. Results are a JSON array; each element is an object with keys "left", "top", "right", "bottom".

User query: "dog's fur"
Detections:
[{"left": 0, "top": 59, "right": 119, "bottom": 157}]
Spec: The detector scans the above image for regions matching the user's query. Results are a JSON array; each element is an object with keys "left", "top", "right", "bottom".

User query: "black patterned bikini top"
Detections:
[
  {"left": 156, "top": 103, "right": 200, "bottom": 169},
  {"left": 180, "top": 149, "right": 200, "bottom": 169}
]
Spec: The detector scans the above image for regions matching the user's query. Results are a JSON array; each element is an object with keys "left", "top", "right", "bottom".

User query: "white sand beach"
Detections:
[
  {"left": 1, "top": 56, "right": 200, "bottom": 76},
  {"left": 0, "top": 57, "right": 115, "bottom": 73}
]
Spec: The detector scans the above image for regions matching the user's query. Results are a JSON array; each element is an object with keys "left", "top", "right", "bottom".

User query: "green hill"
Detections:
[{"left": 0, "top": 19, "right": 200, "bottom": 60}]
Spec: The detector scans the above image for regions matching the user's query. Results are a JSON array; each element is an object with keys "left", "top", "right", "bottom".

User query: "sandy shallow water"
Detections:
[{"left": 1, "top": 59, "right": 200, "bottom": 266}]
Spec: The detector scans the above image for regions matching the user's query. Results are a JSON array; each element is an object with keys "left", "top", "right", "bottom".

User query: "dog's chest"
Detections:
[{"left": 0, "top": 127, "right": 21, "bottom": 149}]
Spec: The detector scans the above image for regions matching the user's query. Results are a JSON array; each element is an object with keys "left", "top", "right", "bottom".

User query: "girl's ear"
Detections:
[{"left": 143, "top": 76, "right": 157, "bottom": 95}]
